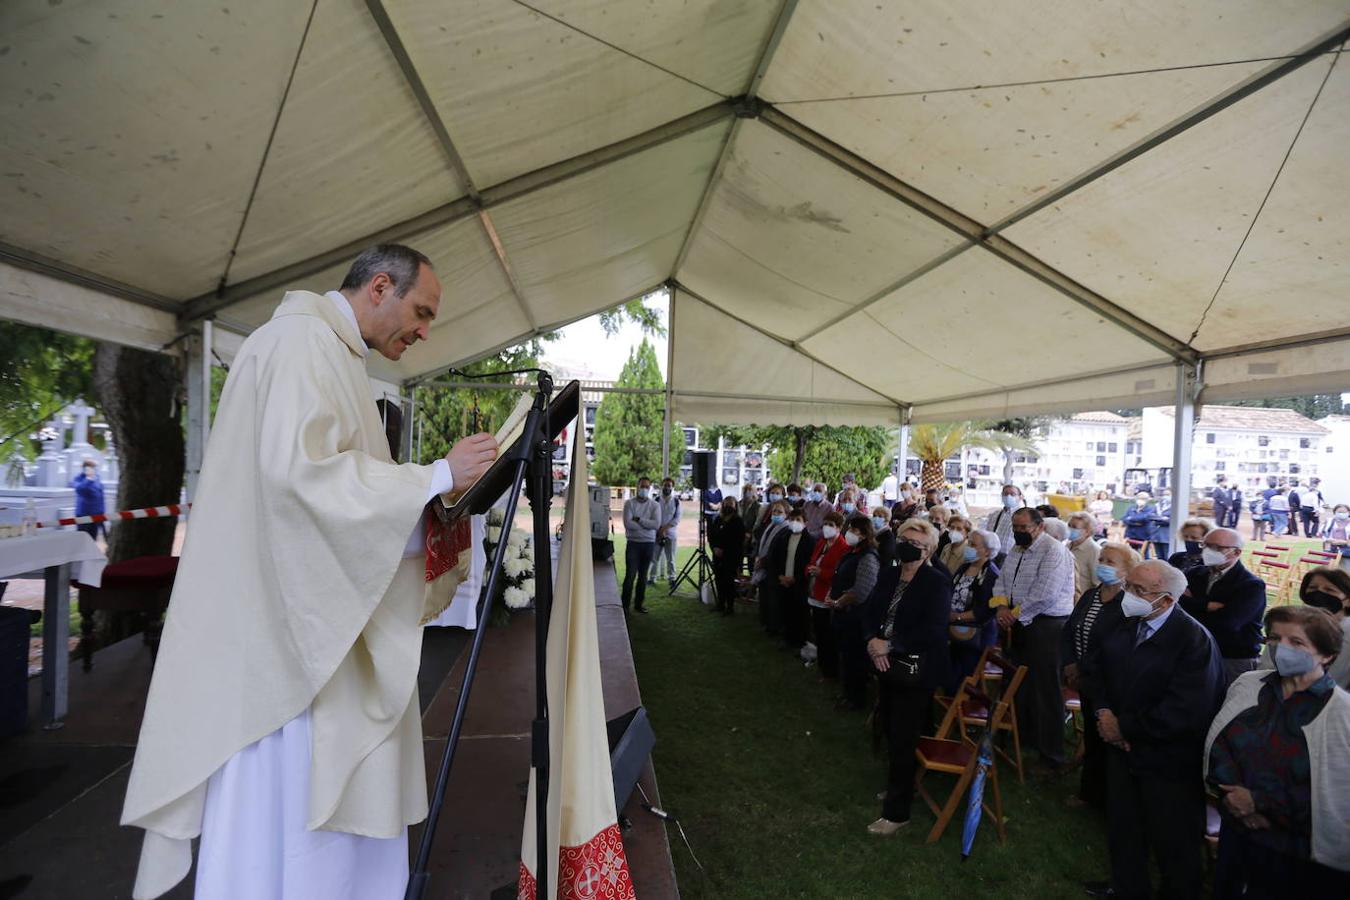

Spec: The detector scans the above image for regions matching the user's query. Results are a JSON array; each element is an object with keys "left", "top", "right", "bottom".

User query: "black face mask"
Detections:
[
  {"left": 663, "top": 487, "right": 672, "bottom": 496},
  {"left": 1304, "top": 590, "right": 1344, "bottom": 614},
  {"left": 1013, "top": 531, "right": 1034, "bottom": 548},
  {"left": 1184, "top": 540, "right": 1203, "bottom": 554},
  {"left": 896, "top": 542, "right": 923, "bottom": 563}
]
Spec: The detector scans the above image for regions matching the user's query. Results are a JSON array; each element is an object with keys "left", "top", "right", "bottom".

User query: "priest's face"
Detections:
[{"left": 368, "top": 264, "right": 442, "bottom": 360}]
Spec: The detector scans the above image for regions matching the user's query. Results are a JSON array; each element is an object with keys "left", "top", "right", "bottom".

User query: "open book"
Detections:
[{"left": 428, "top": 392, "right": 535, "bottom": 522}]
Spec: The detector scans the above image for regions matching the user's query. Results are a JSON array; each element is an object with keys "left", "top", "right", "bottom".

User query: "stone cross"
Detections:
[{"left": 67, "top": 398, "right": 95, "bottom": 446}]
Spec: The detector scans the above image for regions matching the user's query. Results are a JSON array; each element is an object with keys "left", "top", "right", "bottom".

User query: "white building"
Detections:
[
  {"left": 1315, "top": 415, "right": 1350, "bottom": 507},
  {"left": 1139, "top": 405, "right": 1329, "bottom": 497},
  {"left": 949, "top": 412, "right": 1130, "bottom": 504}
]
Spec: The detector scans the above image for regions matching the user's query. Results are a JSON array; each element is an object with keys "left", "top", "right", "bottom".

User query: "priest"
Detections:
[{"left": 121, "top": 244, "right": 498, "bottom": 899}]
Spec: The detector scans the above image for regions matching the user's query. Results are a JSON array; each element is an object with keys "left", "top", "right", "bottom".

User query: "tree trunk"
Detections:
[
  {"left": 920, "top": 459, "right": 946, "bottom": 493},
  {"left": 93, "top": 343, "right": 184, "bottom": 563},
  {"left": 791, "top": 427, "right": 808, "bottom": 485}
]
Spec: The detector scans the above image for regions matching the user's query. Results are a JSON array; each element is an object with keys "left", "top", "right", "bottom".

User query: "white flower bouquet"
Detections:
[{"left": 483, "top": 511, "right": 537, "bottom": 622}]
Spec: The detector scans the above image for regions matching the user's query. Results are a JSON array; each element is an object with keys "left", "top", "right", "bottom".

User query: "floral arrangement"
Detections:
[{"left": 485, "top": 508, "right": 536, "bottom": 623}]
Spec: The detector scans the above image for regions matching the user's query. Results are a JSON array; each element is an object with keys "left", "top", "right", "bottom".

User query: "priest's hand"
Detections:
[{"left": 446, "top": 432, "right": 498, "bottom": 486}]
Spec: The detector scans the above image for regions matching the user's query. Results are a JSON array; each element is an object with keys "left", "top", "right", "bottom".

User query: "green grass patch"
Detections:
[{"left": 616, "top": 535, "right": 1110, "bottom": 899}]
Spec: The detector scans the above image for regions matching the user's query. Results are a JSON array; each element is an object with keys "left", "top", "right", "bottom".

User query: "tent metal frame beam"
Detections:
[
  {"left": 183, "top": 101, "right": 736, "bottom": 322},
  {"left": 670, "top": 0, "right": 799, "bottom": 277},
  {"left": 915, "top": 360, "right": 1178, "bottom": 411},
  {"left": 1203, "top": 326, "right": 1350, "bottom": 361},
  {"left": 759, "top": 106, "right": 1198, "bottom": 364},
  {"left": 366, "top": 0, "right": 541, "bottom": 330},
  {"left": 0, "top": 242, "right": 180, "bottom": 314},
  {"left": 671, "top": 279, "right": 907, "bottom": 409}
]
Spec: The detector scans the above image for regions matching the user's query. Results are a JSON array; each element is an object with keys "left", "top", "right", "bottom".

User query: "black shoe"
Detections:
[
  {"left": 1082, "top": 881, "right": 1118, "bottom": 898},
  {"left": 635, "top": 607, "right": 649, "bottom": 614}
]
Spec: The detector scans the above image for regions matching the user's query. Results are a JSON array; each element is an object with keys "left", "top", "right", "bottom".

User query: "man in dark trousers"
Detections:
[
  {"left": 1178, "top": 527, "right": 1266, "bottom": 685},
  {"left": 708, "top": 497, "right": 746, "bottom": 615},
  {"left": 769, "top": 506, "right": 816, "bottom": 648},
  {"left": 1210, "top": 476, "right": 1232, "bottom": 533},
  {"left": 1084, "top": 560, "right": 1225, "bottom": 900}
]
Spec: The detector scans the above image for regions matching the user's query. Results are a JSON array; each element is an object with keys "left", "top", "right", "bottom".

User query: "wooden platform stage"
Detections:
[{"left": 0, "top": 558, "right": 675, "bottom": 899}]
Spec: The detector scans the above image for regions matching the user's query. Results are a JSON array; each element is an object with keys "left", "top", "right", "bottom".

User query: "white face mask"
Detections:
[
  {"left": 1201, "top": 547, "right": 1231, "bottom": 567},
  {"left": 787, "top": 520, "right": 805, "bottom": 534},
  {"left": 637, "top": 488, "right": 650, "bottom": 500},
  {"left": 947, "top": 529, "right": 965, "bottom": 543},
  {"left": 844, "top": 531, "right": 862, "bottom": 547},
  {"left": 821, "top": 525, "right": 839, "bottom": 540},
  {"left": 1120, "top": 591, "right": 1158, "bottom": 618}
]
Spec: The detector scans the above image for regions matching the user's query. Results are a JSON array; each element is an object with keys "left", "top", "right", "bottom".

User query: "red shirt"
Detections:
[{"left": 808, "top": 535, "right": 849, "bottom": 602}]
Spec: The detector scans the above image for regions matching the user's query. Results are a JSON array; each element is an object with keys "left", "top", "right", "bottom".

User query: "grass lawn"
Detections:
[{"left": 614, "top": 536, "right": 1111, "bottom": 899}]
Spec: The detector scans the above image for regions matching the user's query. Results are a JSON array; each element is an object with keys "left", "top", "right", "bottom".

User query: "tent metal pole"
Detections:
[
  {"left": 184, "top": 323, "right": 212, "bottom": 502},
  {"left": 1169, "top": 362, "right": 1201, "bottom": 555},
  {"left": 897, "top": 405, "right": 912, "bottom": 485},
  {"left": 662, "top": 284, "right": 677, "bottom": 480}
]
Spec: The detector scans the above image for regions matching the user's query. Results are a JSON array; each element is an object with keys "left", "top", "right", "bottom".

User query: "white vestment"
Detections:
[{"left": 122, "top": 291, "right": 467, "bottom": 899}]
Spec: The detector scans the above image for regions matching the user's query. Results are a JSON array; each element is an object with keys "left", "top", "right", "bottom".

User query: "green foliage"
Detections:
[
  {"left": 706, "top": 424, "right": 891, "bottom": 489},
  {"left": 1227, "top": 394, "right": 1346, "bottom": 420},
  {"left": 0, "top": 321, "right": 96, "bottom": 459},
  {"left": 414, "top": 340, "right": 548, "bottom": 462},
  {"left": 597, "top": 294, "right": 666, "bottom": 337},
  {"left": 591, "top": 338, "right": 666, "bottom": 487}
]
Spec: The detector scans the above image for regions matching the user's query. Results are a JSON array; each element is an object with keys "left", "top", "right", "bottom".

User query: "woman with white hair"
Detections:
[
  {"left": 1062, "top": 541, "right": 1141, "bottom": 809},
  {"left": 947, "top": 528, "right": 1002, "bottom": 683},
  {"left": 1067, "top": 511, "right": 1102, "bottom": 598}
]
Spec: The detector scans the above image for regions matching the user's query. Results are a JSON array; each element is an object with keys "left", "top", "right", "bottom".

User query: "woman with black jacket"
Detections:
[
  {"left": 947, "top": 528, "right": 1002, "bottom": 686},
  {"left": 1060, "top": 540, "right": 1140, "bottom": 808},
  {"left": 864, "top": 517, "right": 953, "bottom": 835},
  {"left": 829, "top": 515, "right": 881, "bottom": 711},
  {"left": 708, "top": 497, "right": 747, "bottom": 615}
]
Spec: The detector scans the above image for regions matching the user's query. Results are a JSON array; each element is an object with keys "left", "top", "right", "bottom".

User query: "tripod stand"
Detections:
[
  {"left": 670, "top": 502, "right": 716, "bottom": 601},
  {"left": 406, "top": 372, "right": 574, "bottom": 900}
]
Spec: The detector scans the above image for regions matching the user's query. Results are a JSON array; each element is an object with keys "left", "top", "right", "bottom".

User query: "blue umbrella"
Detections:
[{"left": 961, "top": 731, "right": 995, "bottom": 860}]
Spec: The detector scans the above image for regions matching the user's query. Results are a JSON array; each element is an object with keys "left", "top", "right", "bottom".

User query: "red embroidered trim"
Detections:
[
  {"left": 425, "top": 512, "right": 472, "bottom": 582},
  {"left": 517, "top": 822, "right": 635, "bottom": 900}
]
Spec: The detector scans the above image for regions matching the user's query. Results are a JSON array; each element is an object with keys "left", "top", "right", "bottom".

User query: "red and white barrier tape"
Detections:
[{"left": 36, "top": 503, "right": 190, "bottom": 528}]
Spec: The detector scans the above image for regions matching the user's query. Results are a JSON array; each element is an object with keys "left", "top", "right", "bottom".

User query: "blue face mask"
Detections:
[
  {"left": 1002, "top": 494, "right": 1019, "bottom": 509},
  {"left": 872, "top": 516, "right": 887, "bottom": 530},
  {"left": 1068, "top": 527, "right": 1083, "bottom": 541},
  {"left": 768, "top": 493, "right": 782, "bottom": 503},
  {"left": 1273, "top": 642, "right": 1318, "bottom": 677},
  {"left": 963, "top": 545, "right": 979, "bottom": 562},
  {"left": 771, "top": 513, "right": 785, "bottom": 525},
  {"left": 842, "top": 503, "right": 855, "bottom": 513},
  {"left": 1095, "top": 563, "right": 1121, "bottom": 585}
]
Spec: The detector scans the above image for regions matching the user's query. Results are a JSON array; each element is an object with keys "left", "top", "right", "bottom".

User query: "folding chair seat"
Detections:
[
  {"left": 915, "top": 678, "right": 1008, "bottom": 846},
  {"left": 958, "top": 650, "right": 1028, "bottom": 784}
]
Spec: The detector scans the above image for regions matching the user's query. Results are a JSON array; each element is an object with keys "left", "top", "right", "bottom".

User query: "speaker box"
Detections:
[
  {"left": 690, "top": 450, "right": 716, "bottom": 490},
  {"left": 607, "top": 706, "right": 656, "bottom": 813}
]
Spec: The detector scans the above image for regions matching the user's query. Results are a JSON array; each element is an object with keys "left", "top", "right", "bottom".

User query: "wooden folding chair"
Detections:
[
  {"left": 1063, "top": 687, "right": 1085, "bottom": 763},
  {"left": 958, "top": 650, "right": 1028, "bottom": 784},
  {"left": 1261, "top": 543, "right": 1293, "bottom": 564},
  {"left": 935, "top": 645, "right": 994, "bottom": 713},
  {"left": 1253, "top": 557, "right": 1294, "bottom": 606},
  {"left": 915, "top": 679, "right": 1008, "bottom": 846}
]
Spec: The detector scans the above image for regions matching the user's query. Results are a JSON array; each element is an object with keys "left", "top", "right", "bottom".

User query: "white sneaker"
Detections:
[{"left": 866, "top": 817, "right": 909, "bottom": 836}]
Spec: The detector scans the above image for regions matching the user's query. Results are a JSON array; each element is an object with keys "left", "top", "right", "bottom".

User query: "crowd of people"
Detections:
[{"left": 632, "top": 476, "right": 1350, "bottom": 898}]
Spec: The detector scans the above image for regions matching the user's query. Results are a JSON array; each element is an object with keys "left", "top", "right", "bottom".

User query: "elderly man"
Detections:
[
  {"left": 802, "top": 481, "right": 832, "bottom": 541},
  {"left": 983, "top": 483, "right": 1023, "bottom": 557},
  {"left": 1084, "top": 560, "right": 1225, "bottom": 900},
  {"left": 622, "top": 477, "right": 661, "bottom": 614},
  {"left": 994, "top": 507, "right": 1076, "bottom": 771},
  {"left": 1179, "top": 527, "right": 1266, "bottom": 685}
]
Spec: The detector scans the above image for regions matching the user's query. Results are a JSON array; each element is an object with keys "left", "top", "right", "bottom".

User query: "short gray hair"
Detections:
[
  {"left": 1135, "top": 559, "right": 1188, "bottom": 600},
  {"left": 972, "top": 528, "right": 1001, "bottom": 556},
  {"left": 1042, "top": 518, "right": 1069, "bottom": 541},
  {"left": 339, "top": 243, "right": 432, "bottom": 298}
]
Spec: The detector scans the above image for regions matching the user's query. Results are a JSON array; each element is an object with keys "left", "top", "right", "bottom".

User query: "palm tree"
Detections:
[{"left": 908, "top": 423, "right": 1039, "bottom": 493}]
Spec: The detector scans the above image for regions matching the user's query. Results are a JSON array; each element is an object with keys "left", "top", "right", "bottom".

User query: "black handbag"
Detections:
[{"left": 878, "top": 651, "right": 923, "bottom": 688}]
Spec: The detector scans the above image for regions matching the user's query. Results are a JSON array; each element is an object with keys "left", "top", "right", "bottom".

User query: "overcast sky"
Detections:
[{"left": 540, "top": 289, "right": 669, "bottom": 382}]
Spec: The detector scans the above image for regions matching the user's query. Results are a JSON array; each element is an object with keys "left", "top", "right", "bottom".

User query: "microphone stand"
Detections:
[{"left": 406, "top": 370, "right": 554, "bottom": 900}]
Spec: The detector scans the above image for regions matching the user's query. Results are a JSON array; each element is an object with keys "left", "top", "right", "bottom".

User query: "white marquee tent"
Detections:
[{"left": 2, "top": 0, "right": 1348, "bottom": 443}]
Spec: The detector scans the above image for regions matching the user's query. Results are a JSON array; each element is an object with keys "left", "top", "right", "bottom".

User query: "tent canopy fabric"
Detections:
[{"left": 1, "top": 0, "right": 1347, "bottom": 423}]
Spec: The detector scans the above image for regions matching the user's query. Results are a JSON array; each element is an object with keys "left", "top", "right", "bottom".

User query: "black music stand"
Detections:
[{"left": 406, "top": 375, "right": 579, "bottom": 900}]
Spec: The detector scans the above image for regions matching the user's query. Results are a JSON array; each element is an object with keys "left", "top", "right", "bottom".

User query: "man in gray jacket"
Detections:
[
  {"left": 622, "top": 477, "right": 661, "bottom": 613},
  {"left": 649, "top": 477, "right": 682, "bottom": 590}
]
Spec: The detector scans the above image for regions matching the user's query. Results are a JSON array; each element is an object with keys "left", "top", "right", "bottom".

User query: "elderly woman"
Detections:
[
  {"left": 1256, "top": 567, "right": 1350, "bottom": 689},
  {"left": 752, "top": 500, "right": 790, "bottom": 633},
  {"left": 1322, "top": 503, "right": 1350, "bottom": 568},
  {"left": 829, "top": 515, "right": 881, "bottom": 711},
  {"left": 1061, "top": 541, "right": 1140, "bottom": 809},
  {"left": 1066, "top": 511, "right": 1101, "bottom": 598},
  {"left": 938, "top": 514, "right": 972, "bottom": 575},
  {"left": 1167, "top": 517, "right": 1214, "bottom": 572},
  {"left": 871, "top": 508, "right": 896, "bottom": 567},
  {"left": 947, "top": 528, "right": 1001, "bottom": 683},
  {"left": 1205, "top": 606, "right": 1350, "bottom": 896},
  {"left": 863, "top": 517, "right": 953, "bottom": 835},
  {"left": 806, "top": 511, "right": 849, "bottom": 680}
]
